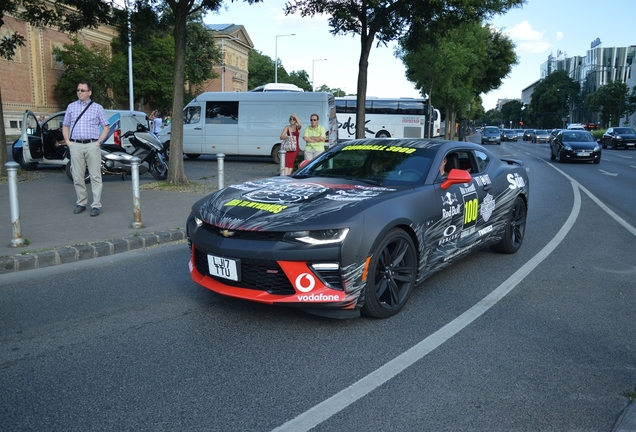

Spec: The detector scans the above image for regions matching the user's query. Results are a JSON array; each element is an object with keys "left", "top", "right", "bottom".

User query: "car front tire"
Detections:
[
  {"left": 362, "top": 228, "right": 417, "bottom": 319},
  {"left": 491, "top": 196, "right": 526, "bottom": 254},
  {"left": 15, "top": 148, "right": 38, "bottom": 171}
]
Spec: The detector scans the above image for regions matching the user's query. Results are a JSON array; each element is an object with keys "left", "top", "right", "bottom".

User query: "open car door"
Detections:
[{"left": 20, "top": 110, "right": 43, "bottom": 163}]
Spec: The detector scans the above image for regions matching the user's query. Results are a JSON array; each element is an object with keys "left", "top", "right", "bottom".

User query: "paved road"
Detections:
[{"left": 1, "top": 140, "right": 635, "bottom": 431}]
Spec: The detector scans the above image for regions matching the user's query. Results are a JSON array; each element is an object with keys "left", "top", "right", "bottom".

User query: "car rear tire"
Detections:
[
  {"left": 185, "top": 153, "right": 200, "bottom": 160},
  {"left": 491, "top": 196, "right": 526, "bottom": 254},
  {"left": 14, "top": 148, "right": 38, "bottom": 171},
  {"left": 361, "top": 228, "right": 417, "bottom": 319},
  {"left": 556, "top": 151, "right": 564, "bottom": 163}
]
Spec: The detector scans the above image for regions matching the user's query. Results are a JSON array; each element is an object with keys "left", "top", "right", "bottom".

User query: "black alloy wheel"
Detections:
[
  {"left": 491, "top": 196, "right": 527, "bottom": 254},
  {"left": 362, "top": 228, "right": 417, "bottom": 318}
]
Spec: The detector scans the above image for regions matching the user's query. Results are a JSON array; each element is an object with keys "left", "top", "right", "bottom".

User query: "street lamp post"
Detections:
[
  {"left": 312, "top": 58, "right": 327, "bottom": 91},
  {"left": 275, "top": 34, "right": 295, "bottom": 83}
]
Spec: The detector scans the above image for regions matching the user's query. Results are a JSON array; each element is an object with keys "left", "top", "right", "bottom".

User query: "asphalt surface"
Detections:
[
  {"left": 0, "top": 152, "right": 279, "bottom": 274},
  {"left": 1, "top": 143, "right": 635, "bottom": 431}
]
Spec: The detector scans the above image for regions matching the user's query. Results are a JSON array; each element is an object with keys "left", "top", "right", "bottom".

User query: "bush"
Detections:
[{"left": 591, "top": 129, "right": 605, "bottom": 140}]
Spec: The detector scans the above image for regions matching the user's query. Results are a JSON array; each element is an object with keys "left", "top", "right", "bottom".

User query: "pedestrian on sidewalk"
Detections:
[
  {"left": 62, "top": 81, "right": 109, "bottom": 217},
  {"left": 302, "top": 113, "right": 326, "bottom": 161}
]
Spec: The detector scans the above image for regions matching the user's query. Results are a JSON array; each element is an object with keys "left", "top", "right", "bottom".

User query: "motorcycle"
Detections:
[{"left": 65, "top": 124, "right": 169, "bottom": 182}]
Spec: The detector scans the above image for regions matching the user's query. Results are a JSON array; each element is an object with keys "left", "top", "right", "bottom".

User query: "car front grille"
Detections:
[{"left": 194, "top": 247, "right": 295, "bottom": 295}]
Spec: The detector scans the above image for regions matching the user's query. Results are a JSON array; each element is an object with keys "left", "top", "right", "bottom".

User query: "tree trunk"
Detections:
[
  {"left": 167, "top": 5, "right": 189, "bottom": 186},
  {"left": 355, "top": 28, "right": 375, "bottom": 139},
  {"left": 0, "top": 85, "right": 8, "bottom": 178}
]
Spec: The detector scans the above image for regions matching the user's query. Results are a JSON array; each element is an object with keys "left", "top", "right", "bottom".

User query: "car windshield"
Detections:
[
  {"left": 294, "top": 144, "right": 435, "bottom": 186},
  {"left": 484, "top": 127, "right": 499, "bottom": 134},
  {"left": 562, "top": 132, "right": 594, "bottom": 142},
  {"left": 614, "top": 128, "right": 635, "bottom": 134},
  {"left": 535, "top": 130, "right": 548, "bottom": 134}
]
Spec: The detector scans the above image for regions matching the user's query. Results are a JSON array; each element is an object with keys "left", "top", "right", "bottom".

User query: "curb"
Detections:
[{"left": 0, "top": 230, "right": 186, "bottom": 274}]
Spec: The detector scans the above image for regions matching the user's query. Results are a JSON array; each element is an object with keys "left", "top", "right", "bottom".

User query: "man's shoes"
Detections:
[
  {"left": 73, "top": 205, "right": 86, "bottom": 214},
  {"left": 90, "top": 207, "right": 100, "bottom": 217}
]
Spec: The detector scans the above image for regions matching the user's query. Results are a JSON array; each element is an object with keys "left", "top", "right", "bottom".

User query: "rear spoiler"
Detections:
[{"left": 500, "top": 158, "right": 524, "bottom": 167}]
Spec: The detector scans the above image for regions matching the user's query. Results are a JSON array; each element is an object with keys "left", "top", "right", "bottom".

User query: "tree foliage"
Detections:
[
  {"left": 285, "top": 0, "right": 524, "bottom": 138},
  {"left": 248, "top": 49, "right": 311, "bottom": 91},
  {"left": 398, "top": 21, "right": 516, "bottom": 139},
  {"left": 526, "top": 70, "right": 579, "bottom": 128},
  {"left": 586, "top": 80, "right": 635, "bottom": 127}
]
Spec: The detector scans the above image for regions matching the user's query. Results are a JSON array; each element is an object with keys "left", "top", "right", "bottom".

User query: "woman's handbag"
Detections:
[{"left": 282, "top": 132, "right": 296, "bottom": 151}]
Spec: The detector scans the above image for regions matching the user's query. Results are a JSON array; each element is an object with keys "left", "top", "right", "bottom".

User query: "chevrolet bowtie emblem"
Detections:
[{"left": 219, "top": 229, "right": 235, "bottom": 238}]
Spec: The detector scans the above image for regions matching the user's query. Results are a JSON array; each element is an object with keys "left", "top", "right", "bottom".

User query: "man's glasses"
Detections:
[
  {"left": 310, "top": 118, "right": 318, "bottom": 121},
  {"left": 76, "top": 89, "right": 89, "bottom": 92}
]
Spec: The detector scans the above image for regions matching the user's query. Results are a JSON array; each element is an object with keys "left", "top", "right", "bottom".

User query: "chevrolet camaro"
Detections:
[{"left": 186, "top": 139, "right": 530, "bottom": 319}]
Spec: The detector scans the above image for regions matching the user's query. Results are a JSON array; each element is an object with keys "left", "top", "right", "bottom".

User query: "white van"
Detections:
[{"left": 158, "top": 92, "right": 338, "bottom": 163}]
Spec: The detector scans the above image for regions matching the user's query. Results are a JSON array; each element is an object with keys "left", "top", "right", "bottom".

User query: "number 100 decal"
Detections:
[{"left": 463, "top": 196, "right": 478, "bottom": 228}]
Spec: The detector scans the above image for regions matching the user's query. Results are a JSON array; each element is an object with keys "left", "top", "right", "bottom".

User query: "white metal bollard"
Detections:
[
  {"left": 279, "top": 149, "right": 286, "bottom": 176},
  {"left": 130, "top": 157, "right": 143, "bottom": 229},
  {"left": 5, "top": 162, "right": 25, "bottom": 247},
  {"left": 216, "top": 153, "right": 225, "bottom": 189}
]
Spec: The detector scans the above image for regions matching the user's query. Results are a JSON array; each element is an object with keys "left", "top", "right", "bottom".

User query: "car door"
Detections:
[
  {"left": 20, "top": 110, "right": 43, "bottom": 162},
  {"left": 182, "top": 104, "right": 204, "bottom": 154},
  {"left": 433, "top": 149, "right": 490, "bottom": 261}
]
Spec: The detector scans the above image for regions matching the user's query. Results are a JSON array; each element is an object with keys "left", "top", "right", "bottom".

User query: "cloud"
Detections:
[
  {"left": 501, "top": 20, "right": 553, "bottom": 54},
  {"left": 555, "top": 31, "right": 564, "bottom": 41}
]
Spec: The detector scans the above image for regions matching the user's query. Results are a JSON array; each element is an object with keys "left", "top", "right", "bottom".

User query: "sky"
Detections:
[{"left": 205, "top": 0, "right": 635, "bottom": 111}]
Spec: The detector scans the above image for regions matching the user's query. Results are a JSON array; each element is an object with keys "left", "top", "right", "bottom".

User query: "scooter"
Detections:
[{"left": 65, "top": 124, "right": 168, "bottom": 182}]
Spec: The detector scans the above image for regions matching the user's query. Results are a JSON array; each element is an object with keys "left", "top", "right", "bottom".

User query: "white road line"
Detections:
[
  {"left": 545, "top": 162, "right": 636, "bottom": 237},
  {"left": 272, "top": 182, "right": 582, "bottom": 432}
]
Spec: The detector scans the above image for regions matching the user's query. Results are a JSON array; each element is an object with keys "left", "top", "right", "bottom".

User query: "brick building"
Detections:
[
  {"left": 2, "top": 10, "right": 253, "bottom": 136},
  {"left": 1, "top": 10, "right": 116, "bottom": 135}
]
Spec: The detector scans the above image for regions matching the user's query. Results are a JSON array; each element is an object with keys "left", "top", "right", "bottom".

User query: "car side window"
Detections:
[
  {"left": 473, "top": 150, "right": 490, "bottom": 173},
  {"left": 184, "top": 106, "right": 201, "bottom": 125},
  {"left": 206, "top": 101, "right": 239, "bottom": 124}
]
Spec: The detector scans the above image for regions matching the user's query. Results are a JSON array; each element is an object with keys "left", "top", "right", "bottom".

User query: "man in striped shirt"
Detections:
[{"left": 62, "top": 81, "right": 109, "bottom": 217}]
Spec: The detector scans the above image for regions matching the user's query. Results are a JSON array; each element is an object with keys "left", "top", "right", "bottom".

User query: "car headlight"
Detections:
[
  {"left": 194, "top": 216, "right": 203, "bottom": 227},
  {"left": 594, "top": 145, "right": 600, "bottom": 151},
  {"left": 284, "top": 228, "right": 349, "bottom": 245},
  {"left": 615, "top": 136, "right": 623, "bottom": 140},
  {"left": 563, "top": 144, "right": 573, "bottom": 151}
]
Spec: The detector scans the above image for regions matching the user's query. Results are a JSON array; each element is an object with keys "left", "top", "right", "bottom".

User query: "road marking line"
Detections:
[{"left": 272, "top": 182, "right": 582, "bottom": 432}]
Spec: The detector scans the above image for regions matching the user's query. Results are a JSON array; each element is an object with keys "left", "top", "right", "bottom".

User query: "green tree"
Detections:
[
  {"left": 287, "top": 70, "right": 312, "bottom": 92},
  {"left": 0, "top": 0, "right": 114, "bottom": 177},
  {"left": 586, "top": 80, "right": 635, "bottom": 127},
  {"left": 527, "top": 70, "right": 579, "bottom": 128},
  {"left": 500, "top": 100, "right": 524, "bottom": 129},
  {"left": 248, "top": 50, "right": 275, "bottom": 90},
  {"left": 52, "top": 39, "right": 116, "bottom": 108},
  {"left": 285, "top": 0, "right": 523, "bottom": 138},
  {"left": 398, "top": 21, "right": 516, "bottom": 139},
  {"left": 316, "top": 85, "right": 346, "bottom": 96}
]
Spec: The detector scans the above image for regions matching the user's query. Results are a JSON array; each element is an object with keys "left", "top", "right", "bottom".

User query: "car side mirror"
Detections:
[{"left": 441, "top": 169, "right": 472, "bottom": 190}]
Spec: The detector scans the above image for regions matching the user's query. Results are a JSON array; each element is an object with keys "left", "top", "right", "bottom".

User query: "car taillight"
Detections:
[{"left": 114, "top": 129, "right": 121, "bottom": 146}]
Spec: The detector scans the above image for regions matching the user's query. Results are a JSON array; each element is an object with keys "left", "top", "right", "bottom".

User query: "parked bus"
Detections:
[
  {"left": 335, "top": 96, "right": 441, "bottom": 139},
  {"left": 158, "top": 92, "right": 338, "bottom": 164}
]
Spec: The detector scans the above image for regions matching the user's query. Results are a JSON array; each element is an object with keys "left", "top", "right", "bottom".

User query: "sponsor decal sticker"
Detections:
[
  {"left": 342, "top": 144, "right": 417, "bottom": 154},
  {"left": 441, "top": 192, "right": 458, "bottom": 206},
  {"left": 478, "top": 225, "right": 493, "bottom": 237},
  {"left": 224, "top": 199, "right": 287, "bottom": 214},
  {"left": 296, "top": 293, "right": 342, "bottom": 302},
  {"left": 507, "top": 173, "right": 526, "bottom": 190},
  {"left": 295, "top": 273, "right": 316, "bottom": 293},
  {"left": 480, "top": 193, "right": 495, "bottom": 222},
  {"left": 474, "top": 175, "right": 491, "bottom": 187}
]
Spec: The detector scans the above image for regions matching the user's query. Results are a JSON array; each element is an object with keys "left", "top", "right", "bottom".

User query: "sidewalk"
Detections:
[{"left": 1, "top": 158, "right": 278, "bottom": 274}]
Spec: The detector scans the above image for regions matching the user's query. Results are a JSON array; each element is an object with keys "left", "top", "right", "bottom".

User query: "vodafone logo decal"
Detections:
[{"left": 295, "top": 273, "right": 316, "bottom": 293}]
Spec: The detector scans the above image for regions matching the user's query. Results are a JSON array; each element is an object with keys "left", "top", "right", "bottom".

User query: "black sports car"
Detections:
[
  {"left": 187, "top": 139, "right": 530, "bottom": 319},
  {"left": 601, "top": 127, "right": 636, "bottom": 149},
  {"left": 550, "top": 130, "right": 601, "bottom": 163}
]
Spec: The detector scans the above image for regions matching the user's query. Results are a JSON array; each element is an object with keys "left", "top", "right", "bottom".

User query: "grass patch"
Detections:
[
  {"left": 622, "top": 390, "right": 636, "bottom": 401},
  {"left": 140, "top": 180, "right": 217, "bottom": 194},
  {"left": 0, "top": 170, "right": 46, "bottom": 184}
]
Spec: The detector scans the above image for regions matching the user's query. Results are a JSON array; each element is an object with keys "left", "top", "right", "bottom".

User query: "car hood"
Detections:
[
  {"left": 565, "top": 141, "right": 598, "bottom": 150},
  {"left": 193, "top": 176, "right": 406, "bottom": 231}
]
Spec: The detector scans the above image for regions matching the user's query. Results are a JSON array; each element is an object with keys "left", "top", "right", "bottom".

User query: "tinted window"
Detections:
[
  {"left": 205, "top": 101, "right": 238, "bottom": 124},
  {"left": 369, "top": 100, "right": 398, "bottom": 115},
  {"left": 398, "top": 100, "right": 426, "bottom": 115},
  {"left": 614, "top": 128, "right": 634, "bottom": 134}
]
